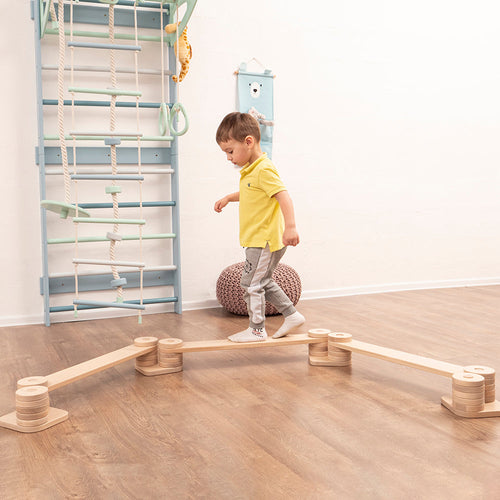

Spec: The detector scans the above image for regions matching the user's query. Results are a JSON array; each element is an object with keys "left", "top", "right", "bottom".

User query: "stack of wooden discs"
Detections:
[
  {"left": 17, "top": 376, "right": 48, "bottom": 389},
  {"left": 327, "top": 332, "right": 352, "bottom": 366},
  {"left": 464, "top": 366, "right": 495, "bottom": 403},
  {"left": 308, "top": 329, "right": 331, "bottom": 358},
  {"left": 452, "top": 372, "right": 485, "bottom": 414},
  {"left": 134, "top": 337, "right": 159, "bottom": 368},
  {"left": 158, "top": 338, "right": 184, "bottom": 373},
  {"left": 15, "top": 385, "right": 50, "bottom": 428}
]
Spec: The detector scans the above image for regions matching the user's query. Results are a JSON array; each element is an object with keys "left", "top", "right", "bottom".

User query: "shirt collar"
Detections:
[{"left": 240, "top": 153, "right": 267, "bottom": 176}]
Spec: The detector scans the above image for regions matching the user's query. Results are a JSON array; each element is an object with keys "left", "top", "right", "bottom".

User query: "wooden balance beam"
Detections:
[
  {"left": 150, "top": 331, "right": 498, "bottom": 419},
  {"left": 0, "top": 339, "right": 157, "bottom": 433},
  {"left": 0, "top": 330, "right": 498, "bottom": 433}
]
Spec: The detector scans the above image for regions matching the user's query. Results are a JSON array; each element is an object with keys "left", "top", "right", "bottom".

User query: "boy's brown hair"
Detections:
[{"left": 216, "top": 112, "right": 261, "bottom": 144}]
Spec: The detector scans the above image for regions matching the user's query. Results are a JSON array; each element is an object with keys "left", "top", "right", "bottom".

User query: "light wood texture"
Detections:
[
  {"left": 309, "top": 355, "right": 350, "bottom": 366},
  {"left": 0, "top": 407, "right": 68, "bottom": 433},
  {"left": 172, "top": 333, "right": 323, "bottom": 353},
  {"left": 333, "top": 339, "right": 464, "bottom": 377},
  {"left": 135, "top": 364, "right": 183, "bottom": 376},
  {"left": 17, "top": 376, "right": 49, "bottom": 389},
  {"left": 46, "top": 344, "right": 156, "bottom": 391},
  {"left": 1, "top": 286, "right": 500, "bottom": 498},
  {"left": 441, "top": 397, "right": 500, "bottom": 418}
]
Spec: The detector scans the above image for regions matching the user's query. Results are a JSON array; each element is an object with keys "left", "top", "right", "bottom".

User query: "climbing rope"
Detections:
[
  {"left": 51, "top": 0, "right": 79, "bottom": 317},
  {"left": 53, "top": 0, "right": 71, "bottom": 206},
  {"left": 107, "top": 3, "right": 124, "bottom": 304},
  {"left": 69, "top": 0, "right": 80, "bottom": 315},
  {"left": 134, "top": 0, "right": 144, "bottom": 323}
]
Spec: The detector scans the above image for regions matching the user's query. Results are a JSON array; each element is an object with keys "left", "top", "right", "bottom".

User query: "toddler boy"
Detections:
[{"left": 214, "top": 112, "right": 305, "bottom": 342}]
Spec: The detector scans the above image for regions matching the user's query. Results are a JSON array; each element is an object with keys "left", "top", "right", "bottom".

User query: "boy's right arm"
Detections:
[{"left": 214, "top": 191, "right": 239, "bottom": 212}]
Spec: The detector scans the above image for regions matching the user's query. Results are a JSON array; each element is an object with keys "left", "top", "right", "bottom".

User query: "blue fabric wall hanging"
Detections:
[{"left": 237, "top": 60, "right": 275, "bottom": 158}]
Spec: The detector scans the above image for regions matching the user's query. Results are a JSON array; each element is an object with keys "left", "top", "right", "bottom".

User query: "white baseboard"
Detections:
[
  {"left": 0, "top": 313, "right": 45, "bottom": 328},
  {"left": 184, "top": 277, "right": 500, "bottom": 312},
  {"left": 182, "top": 298, "right": 221, "bottom": 311},
  {"left": 299, "top": 277, "right": 500, "bottom": 301},
  {"left": 2, "top": 277, "right": 499, "bottom": 327}
]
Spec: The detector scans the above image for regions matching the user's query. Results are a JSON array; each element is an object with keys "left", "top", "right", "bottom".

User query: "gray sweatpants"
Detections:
[{"left": 241, "top": 245, "right": 296, "bottom": 329}]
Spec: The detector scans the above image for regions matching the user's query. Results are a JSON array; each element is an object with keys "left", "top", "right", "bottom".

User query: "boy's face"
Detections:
[{"left": 219, "top": 137, "right": 254, "bottom": 168}]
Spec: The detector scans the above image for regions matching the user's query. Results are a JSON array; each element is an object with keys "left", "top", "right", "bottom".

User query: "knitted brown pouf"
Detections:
[{"left": 216, "top": 262, "right": 302, "bottom": 316}]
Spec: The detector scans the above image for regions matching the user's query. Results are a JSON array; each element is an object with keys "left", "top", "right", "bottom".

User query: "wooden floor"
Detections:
[{"left": 1, "top": 286, "right": 500, "bottom": 499}]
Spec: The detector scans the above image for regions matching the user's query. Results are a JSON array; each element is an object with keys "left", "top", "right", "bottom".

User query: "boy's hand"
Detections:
[
  {"left": 274, "top": 191, "right": 299, "bottom": 246},
  {"left": 283, "top": 227, "right": 300, "bottom": 246},
  {"left": 214, "top": 192, "right": 240, "bottom": 212},
  {"left": 214, "top": 196, "right": 229, "bottom": 213}
]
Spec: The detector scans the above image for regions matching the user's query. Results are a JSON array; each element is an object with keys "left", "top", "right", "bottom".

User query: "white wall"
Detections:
[{"left": 1, "top": 0, "right": 500, "bottom": 326}]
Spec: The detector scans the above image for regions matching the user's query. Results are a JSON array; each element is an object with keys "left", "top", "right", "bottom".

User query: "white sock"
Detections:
[
  {"left": 272, "top": 311, "right": 305, "bottom": 339},
  {"left": 228, "top": 327, "right": 267, "bottom": 343}
]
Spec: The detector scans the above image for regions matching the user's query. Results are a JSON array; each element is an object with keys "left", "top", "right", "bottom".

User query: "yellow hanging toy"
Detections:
[{"left": 165, "top": 22, "right": 192, "bottom": 82}]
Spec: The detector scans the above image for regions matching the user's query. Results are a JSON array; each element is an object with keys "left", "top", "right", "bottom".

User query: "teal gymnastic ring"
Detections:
[
  {"left": 169, "top": 102, "right": 189, "bottom": 136},
  {"left": 97, "top": 0, "right": 119, "bottom": 4},
  {"left": 39, "top": 0, "right": 51, "bottom": 37},
  {"left": 158, "top": 103, "right": 170, "bottom": 136}
]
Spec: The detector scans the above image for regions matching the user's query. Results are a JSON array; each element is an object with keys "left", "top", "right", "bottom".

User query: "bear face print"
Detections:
[{"left": 249, "top": 81, "right": 262, "bottom": 99}]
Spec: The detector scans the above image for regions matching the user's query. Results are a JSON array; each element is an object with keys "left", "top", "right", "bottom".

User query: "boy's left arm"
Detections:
[{"left": 273, "top": 190, "right": 300, "bottom": 246}]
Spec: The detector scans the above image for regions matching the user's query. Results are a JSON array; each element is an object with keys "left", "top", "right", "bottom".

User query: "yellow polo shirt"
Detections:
[{"left": 239, "top": 154, "right": 286, "bottom": 251}]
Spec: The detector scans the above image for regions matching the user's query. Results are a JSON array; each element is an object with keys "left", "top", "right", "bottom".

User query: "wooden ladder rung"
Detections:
[
  {"left": 70, "top": 174, "right": 145, "bottom": 181},
  {"left": 68, "top": 87, "right": 142, "bottom": 97},
  {"left": 68, "top": 41, "right": 142, "bottom": 51},
  {"left": 69, "top": 130, "right": 143, "bottom": 137},
  {"left": 72, "top": 217, "right": 146, "bottom": 225},
  {"left": 73, "top": 300, "right": 146, "bottom": 311},
  {"left": 73, "top": 258, "right": 145, "bottom": 267}
]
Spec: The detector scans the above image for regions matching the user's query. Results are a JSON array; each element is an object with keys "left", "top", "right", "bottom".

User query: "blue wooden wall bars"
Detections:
[
  {"left": 67, "top": 41, "right": 142, "bottom": 51},
  {"left": 32, "top": 0, "right": 191, "bottom": 325},
  {"left": 47, "top": 233, "right": 175, "bottom": 244},
  {"left": 42, "top": 269, "right": 176, "bottom": 295},
  {"left": 52, "top": 2, "right": 171, "bottom": 32},
  {"left": 168, "top": 35, "right": 182, "bottom": 317},
  {"left": 70, "top": 174, "right": 146, "bottom": 181},
  {"left": 43, "top": 100, "right": 166, "bottom": 108},
  {"left": 33, "top": 0, "right": 51, "bottom": 325},
  {"left": 50, "top": 297, "right": 178, "bottom": 314},
  {"left": 77, "top": 201, "right": 175, "bottom": 209},
  {"left": 73, "top": 300, "right": 146, "bottom": 311},
  {"left": 38, "top": 147, "right": 172, "bottom": 165}
]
